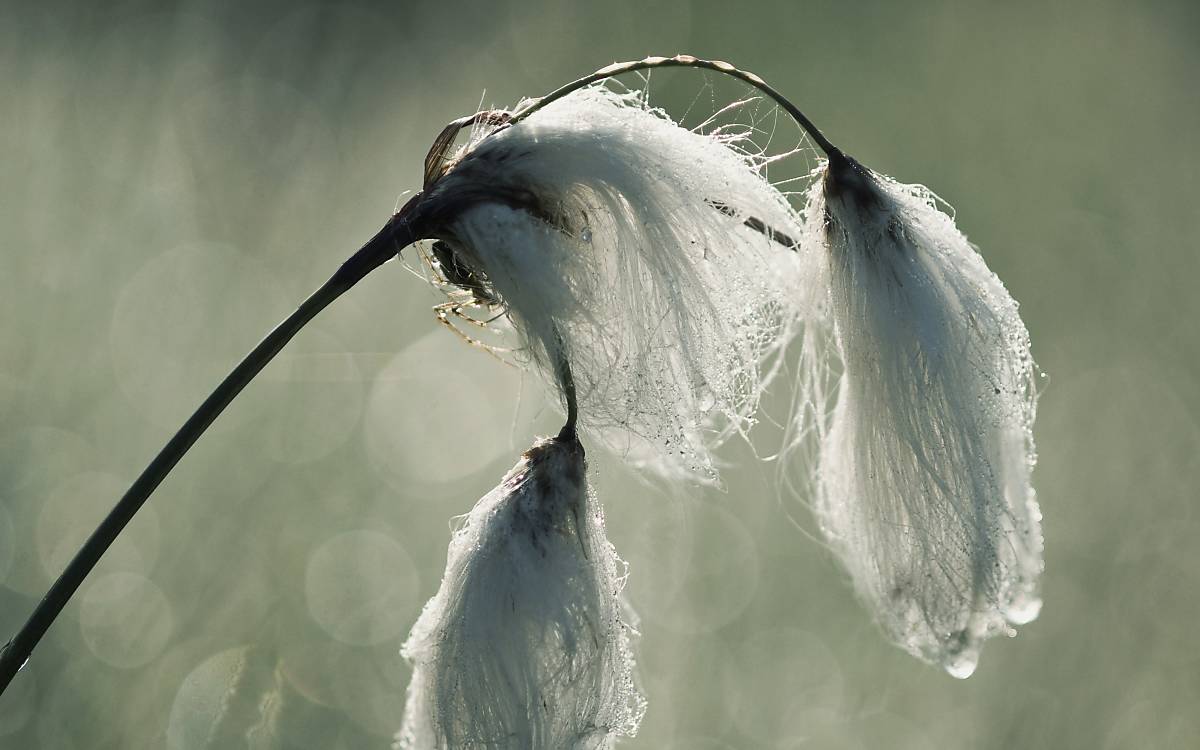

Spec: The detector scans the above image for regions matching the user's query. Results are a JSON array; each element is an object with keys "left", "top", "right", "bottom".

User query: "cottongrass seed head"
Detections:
[
  {"left": 791, "top": 152, "right": 1044, "bottom": 677},
  {"left": 396, "top": 431, "right": 644, "bottom": 749},
  {"left": 423, "top": 85, "right": 814, "bottom": 482},
  {"left": 412, "top": 57, "right": 1044, "bottom": 679}
]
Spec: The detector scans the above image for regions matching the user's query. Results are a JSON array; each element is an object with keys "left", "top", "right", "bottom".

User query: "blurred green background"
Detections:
[{"left": 1, "top": 0, "right": 1198, "bottom": 747}]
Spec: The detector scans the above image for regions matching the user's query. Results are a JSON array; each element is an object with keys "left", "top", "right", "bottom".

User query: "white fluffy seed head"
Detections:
[
  {"left": 396, "top": 434, "right": 644, "bottom": 749},
  {"left": 424, "top": 86, "right": 813, "bottom": 482},
  {"left": 792, "top": 155, "right": 1043, "bottom": 677}
]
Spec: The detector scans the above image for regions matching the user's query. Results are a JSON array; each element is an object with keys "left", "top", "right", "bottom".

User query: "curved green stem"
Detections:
[{"left": 0, "top": 197, "right": 424, "bottom": 697}]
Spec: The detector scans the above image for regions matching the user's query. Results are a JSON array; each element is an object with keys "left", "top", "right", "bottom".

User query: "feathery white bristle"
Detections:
[
  {"left": 396, "top": 435, "right": 644, "bottom": 749},
  {"left": 793, "top": 157, "right": 1043, "bottom": 677},
  {"left": 427, "top": 86, "right": 813, "bottom": 482}
]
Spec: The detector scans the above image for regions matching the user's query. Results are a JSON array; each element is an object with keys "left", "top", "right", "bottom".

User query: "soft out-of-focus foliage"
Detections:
[{"left": 1, "top": 1, "right": 1198, "bottom": 749}]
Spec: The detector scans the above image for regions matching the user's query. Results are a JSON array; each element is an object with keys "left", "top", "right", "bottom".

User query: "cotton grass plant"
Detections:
[
  {"left": 794, "top": 153, "right": 1042, "bottom": 676},
  {"left": 0, "top": 55, "right": 1045, "bottom": 745},
  {"left": 397, "top": 427, "right": 643, "bottom": 749},
  {"left": 421, "top": 82, "right": 814, "bottom": 481}
]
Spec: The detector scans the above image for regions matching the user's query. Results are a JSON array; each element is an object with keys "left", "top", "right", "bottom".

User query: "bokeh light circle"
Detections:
[
  {"left": 110, "top": 242, "right": 283, "bottom": 430},
  {"left": 624, "top": 498, "right": 760, "bottom": 634},
  {"left": 363, "top": 329, "right": 529, "bottom": 491},
  {"left": 0, "top": 667, "right": 36, "bottom": 737},
  {"left": 37, "top": 471, "right": 160, "bottom": 580},
  {"left": 728, "top": 627, "right": 845, "bottom": 742},
  {"left": 166, "top": 646, "right": 286, "bottom": 750},
  {"left": 80, "top": 572, "right": 173, "bottom": 669},
  {"left": 304, "top": 530, "right": 419, "bottom": 646},
  {"left": 259, "top": 327, "right": 365, "bottom": 465},
  {"left": 0, "top": 502, "right": 15, "bottom": 587}
]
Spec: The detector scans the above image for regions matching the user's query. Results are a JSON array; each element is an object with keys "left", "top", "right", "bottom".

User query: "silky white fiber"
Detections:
[
  {"left": 396, "top": 434, "right": 644, "bottom": 749},
  {"left": 798, "top": 155, "right": 1043, "bottom": 677},
  {"left": 425, "top": 86, "right": 812, "bottom": 482}
]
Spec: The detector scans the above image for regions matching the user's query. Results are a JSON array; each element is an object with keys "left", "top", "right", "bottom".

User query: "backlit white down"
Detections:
[
  {"left": 796, "top": 156, "right": 1043, "bottom": 677},
  {"left": 426, "top": 86, "right": 817, "bottom": 482},
  {"left": 396, "top": 434, "right": 644, "bottom": 748}
]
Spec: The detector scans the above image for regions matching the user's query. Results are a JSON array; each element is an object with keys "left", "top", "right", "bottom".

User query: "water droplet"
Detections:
[{"left": 944, "top": 648, "right": 979, "bottom": 679}]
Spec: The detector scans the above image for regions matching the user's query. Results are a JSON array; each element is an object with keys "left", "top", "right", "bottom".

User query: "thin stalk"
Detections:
[
  {"left": 551, "top": 327, "right": 578, "bottom": 441},
  {"left": 427, "top": 57, "right": 844, "bottom": 174},
  {"left": 509, "top": 55, "right": 842, "bottom": 158},
  {"left": 0, "top": 196, "right": 425, "bottom": 697},
  {"left": 435, "top": 56, "right": 839, "bottom": 253}
]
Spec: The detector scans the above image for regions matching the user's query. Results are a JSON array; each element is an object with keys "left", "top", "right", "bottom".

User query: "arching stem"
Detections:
[
  {"left": 445, "top": 56, "right": 840, "bottom": 256},
  {"left": 509, "top": 55, "right": 843, "bottom": 159},
  {"left": 0, "top": 195, "right": 427, "bottom": 697}
]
